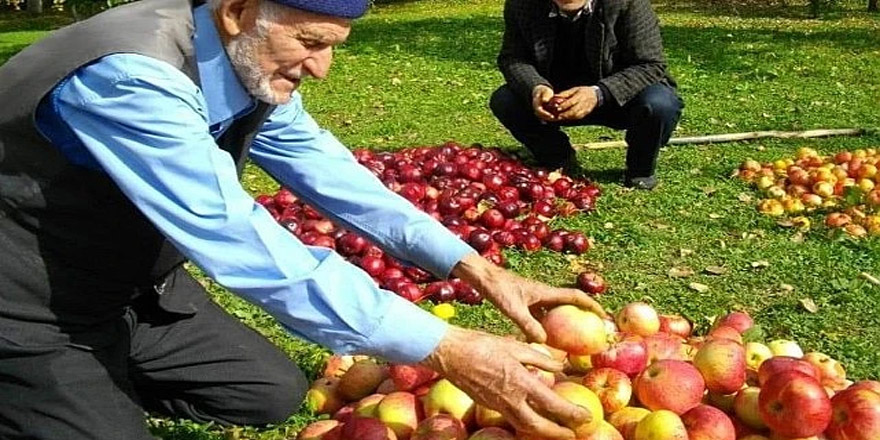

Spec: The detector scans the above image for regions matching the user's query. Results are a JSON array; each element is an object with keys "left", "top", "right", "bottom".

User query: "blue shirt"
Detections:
[{"left": 33, "top": 5, "right": 475, "bottom": 363}]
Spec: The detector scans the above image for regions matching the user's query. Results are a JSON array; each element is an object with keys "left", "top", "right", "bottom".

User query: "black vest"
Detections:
[{"left": 0, "top": 0, "right": 273, "bottom": 345}]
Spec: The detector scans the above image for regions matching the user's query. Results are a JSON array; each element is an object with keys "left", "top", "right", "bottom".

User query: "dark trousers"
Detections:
[
  {"left": 0, "top": 268, "right": 306, "bottom": 440},
  {"left": 489, "top": 83, "right": 684, "bottom": 178}
]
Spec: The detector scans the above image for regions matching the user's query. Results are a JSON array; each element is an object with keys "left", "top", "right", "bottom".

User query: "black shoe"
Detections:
[{"left": 624, "top": 174, "right": 658, "bottom": 190}]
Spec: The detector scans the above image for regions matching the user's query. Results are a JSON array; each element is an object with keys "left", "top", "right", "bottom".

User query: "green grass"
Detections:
[{"left": 3, "top": 1, "right": 880, "bottom": 438}]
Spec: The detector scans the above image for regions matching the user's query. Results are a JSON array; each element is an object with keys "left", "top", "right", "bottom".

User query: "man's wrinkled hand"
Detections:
[
  {"left": 421, "top": 327, "right": 591, "bottom": 439},
  {"left": 451, "top": 253, "right": 608, "bottom": 343},
  {"left": 554, "top": 86, "right": 599, "bottom": 121},
  {"left": 531, "top": 84, "right": 557, "bottom": 122}
]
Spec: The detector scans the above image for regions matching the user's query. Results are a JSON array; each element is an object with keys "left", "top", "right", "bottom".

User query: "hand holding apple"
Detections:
[
  {"left": 451, "top": 253, "right": 608, "bottom": 344},
  {"left": 420, "top": 326, "right": 591, "bottom": 440}
]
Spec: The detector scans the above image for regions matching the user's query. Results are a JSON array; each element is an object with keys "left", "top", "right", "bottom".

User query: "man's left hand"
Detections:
[
  {"left": 554, "top": 86, "right": 600, "bottom": 121},
  {"left": 451, "top": 253, "right": 608, "bottom": 342}
]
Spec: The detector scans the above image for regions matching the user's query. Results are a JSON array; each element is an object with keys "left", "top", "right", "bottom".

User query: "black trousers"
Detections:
[
  {"left": 489, "top": 83, "right": 684, "bottom": 178},
  {"left": 0, "top": 268, "right": 306, "bottom": 440}
]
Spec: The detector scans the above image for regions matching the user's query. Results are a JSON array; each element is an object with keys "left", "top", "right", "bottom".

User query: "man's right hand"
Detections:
[
  {"left": 420, "top": 327, "right": 591, "bottom": 439},
  {"left": 531, "top": 84, "right": 557, "bottom": 122}
]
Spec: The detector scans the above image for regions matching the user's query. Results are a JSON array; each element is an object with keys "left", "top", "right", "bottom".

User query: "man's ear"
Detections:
[{"left": 216, "top": 0, "right": 258, "bottom": 38}]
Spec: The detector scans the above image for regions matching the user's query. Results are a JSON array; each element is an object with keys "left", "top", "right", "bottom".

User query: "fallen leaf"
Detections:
[
  {"left": 702, "top": 187, "right": 718, "bottom": 196},
  {"left": 689, "top": 282, "right": 710, "bottom": 293},
  {"left": 604, "top": 222, "right": 615, "bottom": 229},
  {"left": 679, "top": 248, "right": 694, "bottom": 257},
  {"left": 791, "top": 232, "right": 805, "bottom": 243},
  {"left": 390, "top": 77, "right": 402, "bottom": 86},
  {"left": 800, "top": 298, "right": 818, "bottom": 313},
  {"left": 668, "top": 267, "right": 695, "bottom": 278},
  {"left": 737, "top": 193, "right": 753, "bottom": 203},
  {"left": 634, "top": 282, "right": 648, "bottom": 290},
  {"left": 704, "top": 266, "right": 728, "bottom": 275},
  {"left": 780, "top": 284, "right": 795, "bottom": 292},
  {"left": 777, "top": 220, "right": 795, "bottom": 228},
  {"left": 709, "top": 213, "right": 723, "bottom": 219},
  {"left": 751, "top": 260, "right": 770, "bottom": 269}
]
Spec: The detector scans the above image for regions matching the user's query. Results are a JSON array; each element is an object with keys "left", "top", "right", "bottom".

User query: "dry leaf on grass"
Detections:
[
  {"left": 668, "top": 267, "right": 695, "bottom": 278},
  {"left": 704, "top": 266, "right": 728, "bottom": 275},
  {"left": 800, "top": 298, "right": 818, "bottom": 313},
  {"left": 689, "top": 282, "right": 710, "bottom": 293},
  {"left": 751, "top": 260, "right": 770, "bottom": 269}
]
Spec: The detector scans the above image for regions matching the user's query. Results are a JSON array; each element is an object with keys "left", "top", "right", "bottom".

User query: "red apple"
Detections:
[
  {"left": 826, "top": 387, "right": 880, "bottom": 440},
  {"left": 758, "top": 357, "right": 821, "bottom": 387},
  {"left": 713, "top": 312, "right": 754, "bottom": 334},
  {"left": 658, "top": 314, "right": 692, "bottom": 339},
  {"left": 849, "top": 380, "right": 880, "bottom": 395},
  {"left": 577, "top": 272, "right": 607, "bottom": 295},
  {"left": 591, "top": 333, "right": 649, "bottom": 378},
  {"left": 758, "top": 371, "right": 832, "bottom": 438},
  {"left": 634, "top": 360, "right": 705, "bottom": 414},
  {"left": 693, "top": 338, "right": 747, "bottom": 394},
  {"left": 341, "top": 416, "right": 398, "bottom": 440},
  {"left": 681, "top": 404, "right": 736, "bottom": 440},
  {"left": 644, "top": 333, "right": 687, "bottom": 364}
]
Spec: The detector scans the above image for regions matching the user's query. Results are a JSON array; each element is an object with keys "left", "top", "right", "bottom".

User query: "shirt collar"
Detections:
[
  {"left": 192, "top": 5, "right": 255, "bottom": 126},
  {"left": 548, "top": 0, "right": 594, "bottom": 21}
]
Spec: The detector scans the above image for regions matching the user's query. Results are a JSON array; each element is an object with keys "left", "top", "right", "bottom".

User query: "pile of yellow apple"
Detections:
[
  {"left": 735, "top": 147, "right": 880, "bottom": 238},
  {"left": 296, "top": 302, "right": 880, "bottom": 440}
]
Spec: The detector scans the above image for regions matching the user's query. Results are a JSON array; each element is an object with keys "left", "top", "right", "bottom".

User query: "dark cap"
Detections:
[{"left": 271, "top": 0, "right": 369, "bottom": 18}]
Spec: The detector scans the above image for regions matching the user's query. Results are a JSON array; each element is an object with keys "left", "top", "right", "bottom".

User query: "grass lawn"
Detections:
[{"left": 2, "top": 1, "right": 880, "bottom": 438}]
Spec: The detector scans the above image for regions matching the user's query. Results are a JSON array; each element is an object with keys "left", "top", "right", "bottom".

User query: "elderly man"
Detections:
[
  {"left": 490, "top": 0, "right": 684, "bottom": 189},
  {"left": 0, "top": 0, "right": 605, "bottom": 438}
]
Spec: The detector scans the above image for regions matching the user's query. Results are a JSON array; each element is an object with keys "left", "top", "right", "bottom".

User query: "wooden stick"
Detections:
[
  {"left": 861, "top": 272, "right": 880, "bottom": 286},
  {"left": 576, "top": 128, "right": 867, "bottom": 150}
]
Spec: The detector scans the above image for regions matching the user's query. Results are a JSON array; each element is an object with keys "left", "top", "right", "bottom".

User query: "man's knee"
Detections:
[
  {"left": 489, "top": 84, "right": 527, "bottom": 122},
  {"left": 633, "top": 84, "right": 683, "bottom": 124},
  {"left": 239, "top": 363, "right": 307, "bottom": 425}
]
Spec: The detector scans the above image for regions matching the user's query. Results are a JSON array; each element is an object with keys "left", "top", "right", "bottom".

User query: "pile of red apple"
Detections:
[
  {"left": 256, "top": 142, "right": 604, "bottom": 304},
  {"left": 296, "top": 303, "right": 880, "bottom": 440},
  {"left": 735, "top": 147, "right": 880, "bottom": 238}
]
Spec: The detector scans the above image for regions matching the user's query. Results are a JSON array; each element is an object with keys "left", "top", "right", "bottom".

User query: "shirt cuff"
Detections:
[
  {"left": 363, "top": 296, "right": 450, "bottom": 363},
  {"left": 593, "top": 85, "right": 605, "bottom": 107},
  {"left": 407, "top": 229, "right": 478, "bottom": 279}
]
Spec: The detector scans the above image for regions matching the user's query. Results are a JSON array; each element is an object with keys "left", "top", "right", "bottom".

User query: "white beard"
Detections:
[{"left": 226, "top": 30, "right": 280, "bottom": 104}]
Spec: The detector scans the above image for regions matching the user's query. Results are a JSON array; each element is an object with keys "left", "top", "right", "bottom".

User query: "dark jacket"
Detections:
[{"left": 497, "top": 0, "right": 675, "bottom": 107}]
